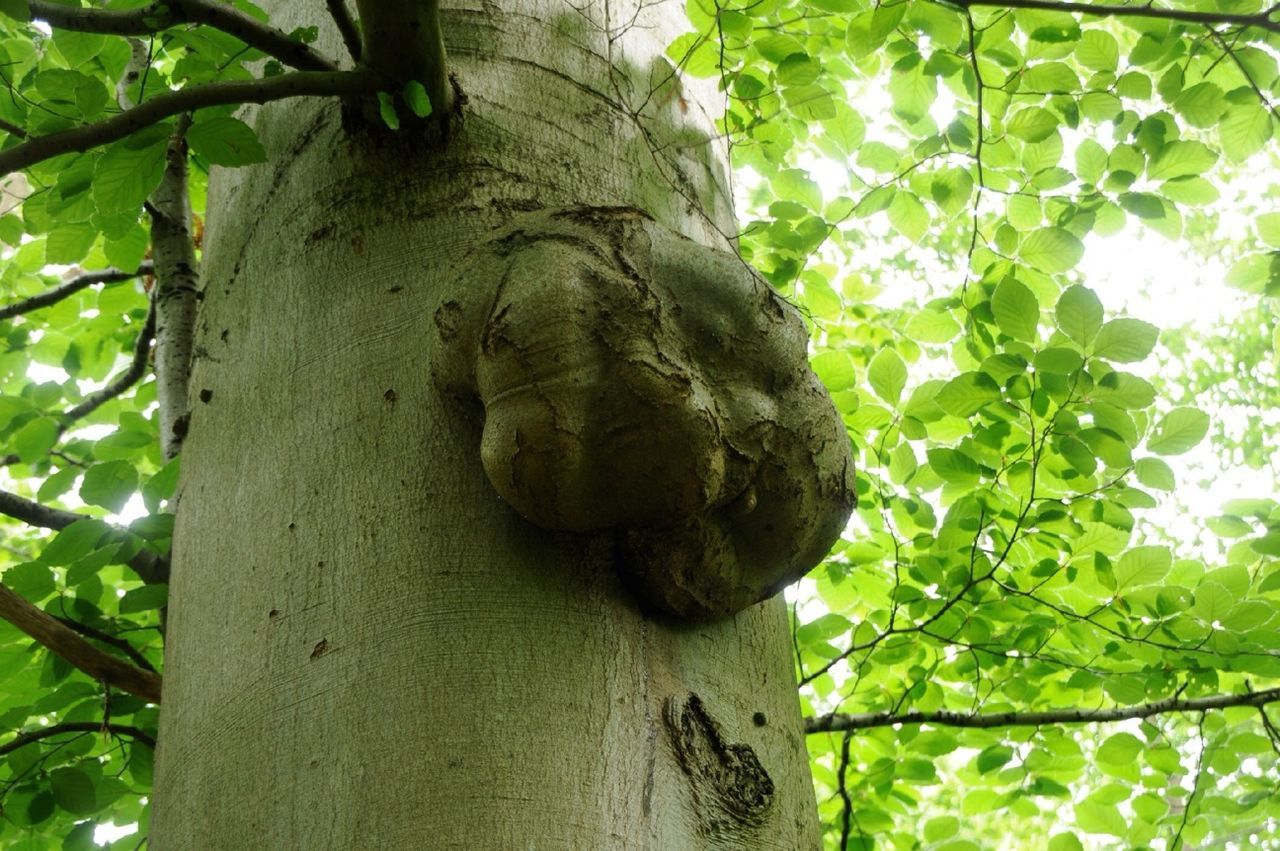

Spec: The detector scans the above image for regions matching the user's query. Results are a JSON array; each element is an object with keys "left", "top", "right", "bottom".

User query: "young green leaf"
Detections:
[
  {"left": 1055, "top": 285, "right": 1103, "bottom": 348},
  {"left": 1147, "top": 407, "right": 1209, "bottom": 455},
  {"left": 991, "top": 278, "right": 1039, "bottom": 342},
  {"left": 187, "top": 117, "right": 267, "bottom": 167},
  {"left": 404, "top": 81, "right": 433, "bottom": 118},
  {"left": 868, "top": 347, "right": 908, "bottom": 405}
]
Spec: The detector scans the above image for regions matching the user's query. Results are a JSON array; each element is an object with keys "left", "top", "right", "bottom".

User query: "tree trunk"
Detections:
[{"left": 152, "top": 2, "right": 821, "bottom": 847}]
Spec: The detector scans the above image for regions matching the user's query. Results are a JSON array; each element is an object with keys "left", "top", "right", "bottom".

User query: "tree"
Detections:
[{"left": 0, "top": 1, "right": 1276, "bottom": 849}]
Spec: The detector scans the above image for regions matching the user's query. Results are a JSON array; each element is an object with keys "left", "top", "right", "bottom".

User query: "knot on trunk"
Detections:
[
  {"left": 664, "top": 693, "right": 775, "bottom": 830},
  {"left": 430, "top": 207, "right": 855, "bottom": 620}
]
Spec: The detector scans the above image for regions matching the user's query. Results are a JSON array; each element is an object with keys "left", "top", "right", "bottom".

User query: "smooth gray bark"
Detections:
[{"left": 152, "top": 2, "right": 821, "bottom": 847}]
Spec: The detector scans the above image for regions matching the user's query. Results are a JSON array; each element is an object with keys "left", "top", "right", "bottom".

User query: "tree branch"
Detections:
[
  {"left": 148, "top": 118, "right": 198, "bottom": 461},
  {"left": 0, "top": 721, "right": 155, "bottom": 757},
  {"left": 354, "top": 0, "right": 452, "bottom": 115},
  {"left": 0, "top": 264, "right": 152, "bottom": 322},
  {"left": 0, "top": 583, "right": 161, "bottom": 703},
  {"left": 805, "top": 686, "right": 1280, "bottom": 734},
  {"left": 0, "top": 488, "right": 168, "bottom": 584},
  {"left": 952, "top": 0, "right": 1280, "bottom": 35},
  {"left": 327, "top": 0, "right": 363, "bottom": 63},
  {"left": 0, "top": 70, "right": 377, "bottom": 178},
  {"left": 27, "top": 0, "right": 341, "bottom": 72}
]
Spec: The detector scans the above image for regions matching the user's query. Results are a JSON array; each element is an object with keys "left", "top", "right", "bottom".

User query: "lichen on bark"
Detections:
[{"left": 431, "top": 206, "right": 855, "bottom": 620}]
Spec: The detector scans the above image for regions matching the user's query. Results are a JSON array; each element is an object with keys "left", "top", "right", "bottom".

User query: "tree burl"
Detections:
[{"left": 431, "top": 206, "right": 855, "bottom": 620}]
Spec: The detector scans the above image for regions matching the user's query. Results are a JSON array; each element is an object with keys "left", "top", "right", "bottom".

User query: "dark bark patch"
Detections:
[{"left": 664, "top": 693, "right": 775, "bottom": 831}]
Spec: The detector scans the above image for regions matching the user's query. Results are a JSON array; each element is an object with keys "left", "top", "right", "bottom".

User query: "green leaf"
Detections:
[
  {"left": 990, "top": 278, "right": 1039, "bottom": 342},
  {"left": 887, "top": 191, "right": 929, "bottom": 243},
  {"left": 1096, "top": 732, "right": 1142, "bottom": 765},
  {"left": 49, "top": 767, "right": 97, "bottom": 816},
  {"left": 1134, "top": 457, "right": 1175, "bottom": 491},
  {"left": 377, "top": 91, "right": 400, "bottom": 130},
  {"left": 1192, "top": 580, "right": 1233, "bottom": 623},
  {"left": 1076, "top": 30, "right": 1118, "bottom": 71},
  {"left": 975, "top": 744, "right": 1013, "bottom": 774},
  {"left": 187, "top": 117, "right": 267, "bottom": 166},
  {"left": 0, "top": 0, "right": 32, "bottom": 21},
  {"left": 1006, "top": 107, "right": 1058, "bottom": 143},
  {"left": 403, "top": 80, "right": 433, "bottom": 118},
  {"left": 40, "top": 519, "right": 111, "bottom": 566},
  {"left": 94, "top": 125, "right": 170, "bottom": 212},
  {"left": 1056, "top": 285, "right": 1103, "bottom": 347},
  {"left": 812, "top": 350, "right": 856, "bottom": 391},
  {"left": 80, "top": 460, "right": 139, "bottom": 512},
  {"left": 1147, "top": 141, "right": 1217, "bottom": 181},
  {"left": 119, "top": 583, "right": 169, "bottom": 614},
  {"left": 1172, "top": 82, "right": 1226, "bottom": 128},
  {"left": 868, "top": 347, "right": 907, "bottom": 405},
  {"left": 1092, "top": 318, "right": 1158, "bottom": 362},
  {"left": 935, "top": 372, "right": 1002, "bottom": 417},
  {"left": 12, "top": 416, "right": 59, "bottom": 464},
  {"left": 926, "top": 447, "right": 980, "bottom": 486},
  {"left": 1147, "top": 407, "right": 1209, "bottom": 455},
  {"left": 1114, "top": 546, "right": 1170, "bottom": 589},
  {"left": 1020, "top": 227, "right": 1084, "bottom": 273},
  {"left": 1219, "top": 105, "right": 1272, "bottom": 163}
]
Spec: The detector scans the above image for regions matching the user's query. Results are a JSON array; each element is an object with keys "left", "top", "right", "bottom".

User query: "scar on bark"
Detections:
[
  {"left": 429, "top": 207, "right": 855, "bottom": 621},
  {"left": 664, "top": 693, "right": 775, "bottom": 830}
]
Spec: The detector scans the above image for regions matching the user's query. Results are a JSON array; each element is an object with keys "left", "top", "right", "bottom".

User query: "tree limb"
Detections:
[
  {"left": 326, "top": 0, "right": 363, "bottom": 63},
  {"left": 354, "top": 0, "right": 452, "bottom": 115},
  {"left": 148, "top": 118, "right": 199, "bottom": 461},
  {"left": 952, "top": 0, "right": 1280, "bottom": 35},
  {"left": 0, "top": 264, "right": 152, "bottom": 322},
  {"left": 0, "top": 721, "right": 155, "bottom": 757},
  {"left": 0, "top": 70, "right": 378, "bottom": 178},
  {"left": 805, "top": 686, "right": 1280, "bottom": 734},
  {"left": 0, "top": 583, "right": 162, "bottom": 704},
  {"left": 27, "top": 0, "right": 341, "bottom": 72},
  {"left": 0, "top": 488, "right": 168, "bottom": 584}
]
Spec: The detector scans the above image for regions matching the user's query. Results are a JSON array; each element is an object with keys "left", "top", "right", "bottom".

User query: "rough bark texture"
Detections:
[
  {"left": 153, "top": 1, "right": 825, "bottom": 847},
  {"left": 431, "top": 207, "right": 854, "bottom": 620}
]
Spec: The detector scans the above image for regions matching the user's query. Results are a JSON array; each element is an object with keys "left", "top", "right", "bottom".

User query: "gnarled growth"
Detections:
[{"left": 431, "top": 208, "right": 854, "bottom": 620}]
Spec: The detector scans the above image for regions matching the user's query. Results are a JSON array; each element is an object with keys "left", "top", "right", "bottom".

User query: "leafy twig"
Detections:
[
  {"left": 0, "top": 70, "right": 377, "bottom": 177},
  {"left": 951, "top": 0, "right": 1280, "bottom": 35},
  {"left": 0, "top": 488, "right": 167, "bottom": 584},
  {"left": 0, "top": 721, "right": 155, "bottom": 756},
  {"left": 0, "top": 264, "right": 152, "bottom": 321}
]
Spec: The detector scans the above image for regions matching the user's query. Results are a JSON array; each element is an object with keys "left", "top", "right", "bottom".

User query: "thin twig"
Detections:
[
  {"left": 56, "top": 616, "right": 157, "bottom": 673},
  {"left": 0, "top": 264, "right": 152, "bottom": 322},
  {"left": 806, "top": 686, "right": 1280, "bottom": 733},
  {"left": 326, "top": 0, "right": 363, "bottom": 62},
  {"left": 952, "top": 0, "right": 1280, "bottom": 35},
  {"left": 0, "top": 721, "right": 155, "bottom": 757}
]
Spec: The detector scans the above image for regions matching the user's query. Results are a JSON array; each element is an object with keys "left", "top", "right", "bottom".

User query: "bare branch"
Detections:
[
  {"left": 0, "top": 583, "right": 162, "bottom": 703},
  {"left": 326, "top": 0, "right": 363, "bottom": 63},
  {"left": 149, "top": 118, "right": 198, "bottom": 461},
  {"left": 953, "top": 0, "right": 1280, "bottom": 35},
  {"left": 0, "top": 70, "right": 377, "bottom": 178},
  {"left": 805, "top": 686, "right": 1280, "bottom": 734},
  {"left": 0, "top": 488, "right": 168, "bottom": 584},
  {"left": 0, "top": 721, "right": 155, "bottom": 757},
  {"left": 0, "top": 264, "right": 151, "bottom": 321},
  {"left": 27, "top": 0, "right": 341, "bottom": 71}
]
